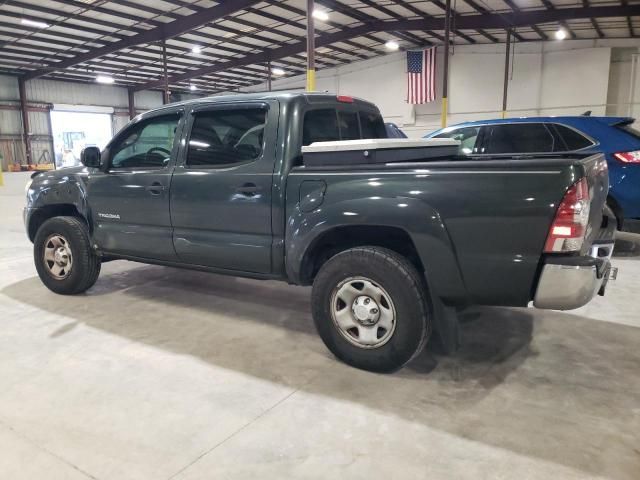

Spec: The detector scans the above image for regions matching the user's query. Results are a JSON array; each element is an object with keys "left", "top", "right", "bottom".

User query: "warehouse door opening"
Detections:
[{"left": 50, "top": 110, "right": 113, "bottom": 169}]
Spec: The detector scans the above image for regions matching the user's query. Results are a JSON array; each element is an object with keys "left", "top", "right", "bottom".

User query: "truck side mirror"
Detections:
[{"left": 80, "top": 146, "right": 101, "bottom": 168}]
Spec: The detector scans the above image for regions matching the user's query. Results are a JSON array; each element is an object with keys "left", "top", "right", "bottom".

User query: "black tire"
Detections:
[
  {"left": 311, "top": 247, "right": 431, "bottom": 373},
  {"left": 33, "top": 216, "right": 101, "bottom": 295}
]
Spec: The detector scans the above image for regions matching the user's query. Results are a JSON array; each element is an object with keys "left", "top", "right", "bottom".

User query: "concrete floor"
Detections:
[{"left": 1, "top": 171, "right": 639, "bottom": 480}]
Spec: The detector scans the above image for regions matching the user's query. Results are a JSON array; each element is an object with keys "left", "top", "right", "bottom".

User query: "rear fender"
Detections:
[{"left": 286, "top": 196, "right": 468, "bottom": 302}]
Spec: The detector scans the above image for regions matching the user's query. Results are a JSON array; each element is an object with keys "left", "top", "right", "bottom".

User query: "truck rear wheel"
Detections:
[
  {"left": 311, "top": 247, "right": 431, "bottom": 373},
  {"left": 34, "top": 216, "right": 101, "bottom": 295}
]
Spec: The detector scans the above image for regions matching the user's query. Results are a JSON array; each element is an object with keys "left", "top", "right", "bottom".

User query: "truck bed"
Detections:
[{"left": 285, "top": 153, "right": 610, "bottom": 307}]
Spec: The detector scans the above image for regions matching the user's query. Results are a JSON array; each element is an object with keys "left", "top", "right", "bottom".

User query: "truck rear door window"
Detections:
[
  {"left": 303, "top": 109, "right": 339, "bottom": 146},
  {"left": 187, "top": 107, "right": 266, "bottom": 167},
  {"left": 483, "top": 123, "right": 555, "bottom": 154}
]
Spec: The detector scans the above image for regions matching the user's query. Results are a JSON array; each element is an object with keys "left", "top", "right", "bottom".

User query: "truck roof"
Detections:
[{"left": 138, "top": 91, "right": 378, "bottom": 119}]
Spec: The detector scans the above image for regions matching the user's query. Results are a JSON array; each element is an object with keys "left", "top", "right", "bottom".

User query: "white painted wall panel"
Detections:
[{"left": 539, "top": 47, "right": 611, "bottom": 116}]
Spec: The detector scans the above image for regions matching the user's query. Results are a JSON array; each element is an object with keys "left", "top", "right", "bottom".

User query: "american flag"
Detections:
[{"left": 406, "top": 48, "right": 436, "bottom": 104}]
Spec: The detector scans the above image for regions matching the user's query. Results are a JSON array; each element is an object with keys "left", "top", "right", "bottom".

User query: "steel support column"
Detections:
[
  {"left": 306, "top": 0, "right": 316, "bottom": 91},
  {"left": 128, "top": 88, "right": 136, "bottom": 119},
  {"left": 18, "top": 78, "right": 32, "bottom": 166},
  {"left": 267, "top": 59, "right": 272, "bottom": 91},
  {"left": 441, "top": 0, "right": 451, "bottom": 128},
  {"left": 162, "top": 40, "right": 170, "bottom": 104},
  {"left": 501, "top": 30, "right": 512, "bottom": 119}
]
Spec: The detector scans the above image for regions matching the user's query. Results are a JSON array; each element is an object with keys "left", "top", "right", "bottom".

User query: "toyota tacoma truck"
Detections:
[{"left": 24, "top": 92, "right": 616, "bottom": 373}]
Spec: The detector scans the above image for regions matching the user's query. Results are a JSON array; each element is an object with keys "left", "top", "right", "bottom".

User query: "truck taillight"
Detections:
[
  {"left": 544, "top": 177, "right": 590, "bottom": 253},
  {"left": 613, "top": 150, "right": 640, "bottom": 163}
]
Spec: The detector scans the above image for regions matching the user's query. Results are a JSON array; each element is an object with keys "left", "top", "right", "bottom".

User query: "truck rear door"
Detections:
[{"left": 169, "top": 101, "right": 278, "bottom": 274}]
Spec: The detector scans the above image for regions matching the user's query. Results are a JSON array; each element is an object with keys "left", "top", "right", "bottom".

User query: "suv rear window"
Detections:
[
  {"left": 303, "top": 108, "right": 386, "bottom": 146},
  {"left": 484, "top": 123, "right": 555, "bottom": 154},
  {"left": 554, "top": 124, "right": 593, "bottom": 150}
]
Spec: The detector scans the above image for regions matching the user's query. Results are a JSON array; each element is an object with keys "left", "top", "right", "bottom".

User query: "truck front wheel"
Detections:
[
  {"left": 311, "top": 247, "right": 431, "bottom": 373},
  {"left": 33, "top": 216, "right": 101, "bottom": 295}
]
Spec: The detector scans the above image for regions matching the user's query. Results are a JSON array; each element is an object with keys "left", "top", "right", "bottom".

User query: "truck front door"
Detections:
[
  {"left": 86, "top": 111, "right": 183, "bottom": 261},
  {"left": 170, "top": 101, "right": 278, "bottom": 274}
]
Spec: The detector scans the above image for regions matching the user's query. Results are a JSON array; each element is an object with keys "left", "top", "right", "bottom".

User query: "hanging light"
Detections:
[
  {"left": 95, "top": 75, "right": 114, "bottom": 84},
  {"left": 312, "top": 9, "right": 329, "bottom": 21},
  {"left": 191, "top": 45, "right": 202, "bottom": 54},
  {"left": 555, "top": 29, "right": 567, "bottom": 40},
  {"left": 189, "top": 84, "right": 198, "bottom": 91},
  {"left": 21, "top": 18, "right": 49, "bottom": 29},
  {"left": 271, "top": 67, "right": 285, "bottom": 76},
  {"left": 385, "top": 40, "right": 400, "bottom": 51}
]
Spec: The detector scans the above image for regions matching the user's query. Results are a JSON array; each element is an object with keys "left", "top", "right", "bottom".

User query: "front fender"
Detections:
[
  {"left": 26, "top": 169, "right": 92, "bottom": 236},
  {"left": 285, "top": 195, "right": 468, "bottom": 302}
]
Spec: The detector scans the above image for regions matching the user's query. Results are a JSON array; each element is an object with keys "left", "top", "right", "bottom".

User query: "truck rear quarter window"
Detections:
[{"left": 187, "top": 107, "right": 266, "bottom": 167}]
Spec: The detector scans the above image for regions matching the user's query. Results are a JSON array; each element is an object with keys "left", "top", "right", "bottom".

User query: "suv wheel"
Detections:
[
  {"left": 34, "top": 216, "right": 101, "bottom": 295},
  {"left": 311, "top": 247, "right": 431, "bottom": 373}
]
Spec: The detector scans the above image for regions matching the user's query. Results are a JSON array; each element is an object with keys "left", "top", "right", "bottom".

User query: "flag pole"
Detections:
[{"left": 441, "top": 0, "right": 451, "bottom": 128}]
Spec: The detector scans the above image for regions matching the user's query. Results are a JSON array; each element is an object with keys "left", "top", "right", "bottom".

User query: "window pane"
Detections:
[
  {"left": 484, "top": 124, "right": 554, "bottom": 154},
  {"left": 360, "top": 111, "right": 386, "bottom": 139},
  {"left": 338, "top": 111, "right": 360, "bottom": 140},
  {"left": 434, "top": 126, "right": 480, "bottom": 154},
  {"left": 187, "top": 107, "right": 266, "bottom": 167},
  {"left": 555, "top": 124, "right": 593, "bottom": 150},
  {"left": 111, "top": 115, "right": 179, "bottom": 168},
  {"left": 303, "top": 109, "right": 339, "bottom": 145}
]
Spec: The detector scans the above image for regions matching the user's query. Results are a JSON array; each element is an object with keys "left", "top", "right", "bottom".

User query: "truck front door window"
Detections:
[
  {"left": 186, "top": 108, "right": 267, "bottom": 167},
  {"left": 110, "top": 115, "right": 179, "bottom": 169}
]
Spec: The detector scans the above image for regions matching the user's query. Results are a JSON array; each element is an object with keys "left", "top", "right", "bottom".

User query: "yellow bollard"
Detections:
[{"left": 0, "top": 169, "right": 4, "bottom": 187}]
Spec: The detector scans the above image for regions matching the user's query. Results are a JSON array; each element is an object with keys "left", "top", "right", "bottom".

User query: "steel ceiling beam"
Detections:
[
  {"left": 23, "top": 0, "right": 264, "bottom": 80},
  {"left": 135, "top": 4, "right": 640, "bottom": 91}
]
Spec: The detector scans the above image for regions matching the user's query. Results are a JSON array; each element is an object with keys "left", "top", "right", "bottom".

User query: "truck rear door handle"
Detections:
[
  {"left": 145, "top": 182, "right": 165, "bottom": 195},
  {"left": 236, "top": 183, "right": 261, "bottom": 196}
]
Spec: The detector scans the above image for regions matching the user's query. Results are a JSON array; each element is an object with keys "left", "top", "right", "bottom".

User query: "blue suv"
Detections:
[{"left": 426, "top": 116, "right": 640, "bottom": 231}]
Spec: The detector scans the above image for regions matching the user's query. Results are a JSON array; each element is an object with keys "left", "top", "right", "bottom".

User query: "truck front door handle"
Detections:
[
  {"left": 145, "top": 182, "right": 165, "bottom": 195},
  {"left": 236, "top": 183, "right": 261, "bottom": 196}
]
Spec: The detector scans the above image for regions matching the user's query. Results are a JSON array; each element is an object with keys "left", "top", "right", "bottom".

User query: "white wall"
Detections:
[{"left": 253, "top": 39, "right": 640, "bottom": 138}]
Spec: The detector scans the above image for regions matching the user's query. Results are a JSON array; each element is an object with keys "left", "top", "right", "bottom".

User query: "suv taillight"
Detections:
[
  {"left": 544, "top": 177, "right": 590, "bottom": 253},
  {"left": 613, "top": 150, "right": 640, "bottom": 163}
]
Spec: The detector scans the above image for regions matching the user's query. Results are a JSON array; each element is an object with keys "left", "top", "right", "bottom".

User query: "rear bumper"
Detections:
[{"left": 533, "top": 243, "right": 614, "bottom": 310}]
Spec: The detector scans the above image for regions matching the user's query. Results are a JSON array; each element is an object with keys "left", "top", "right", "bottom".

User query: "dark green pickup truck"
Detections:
[{"left": 24, "top": 92, "right": 616, "bottom": 372}]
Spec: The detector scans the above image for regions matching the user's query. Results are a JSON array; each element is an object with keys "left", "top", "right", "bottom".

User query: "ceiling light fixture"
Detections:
[
  {"left": 555, "top": 28, "right": 567, "bottom": 40},
  {"left": 385, "top": 40, "right": 400, "bottom": 51},
  {"left": 96, "top": 75, "right": 114, "bottom": 84},
  {"left": 191, "top": 45, "right": 202, "bottom": 54},
  {"left": 189, "top": 84, "right": 198, "bottom": 91},
  {"left": 312, "top": 9, "right": 329, "bottom": 21},
  {"left": 271, "top": 67, "right": 285, "bottom": 76},
  {"left": 21, "top": 18, "right": 49, "bottom": 29}
]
